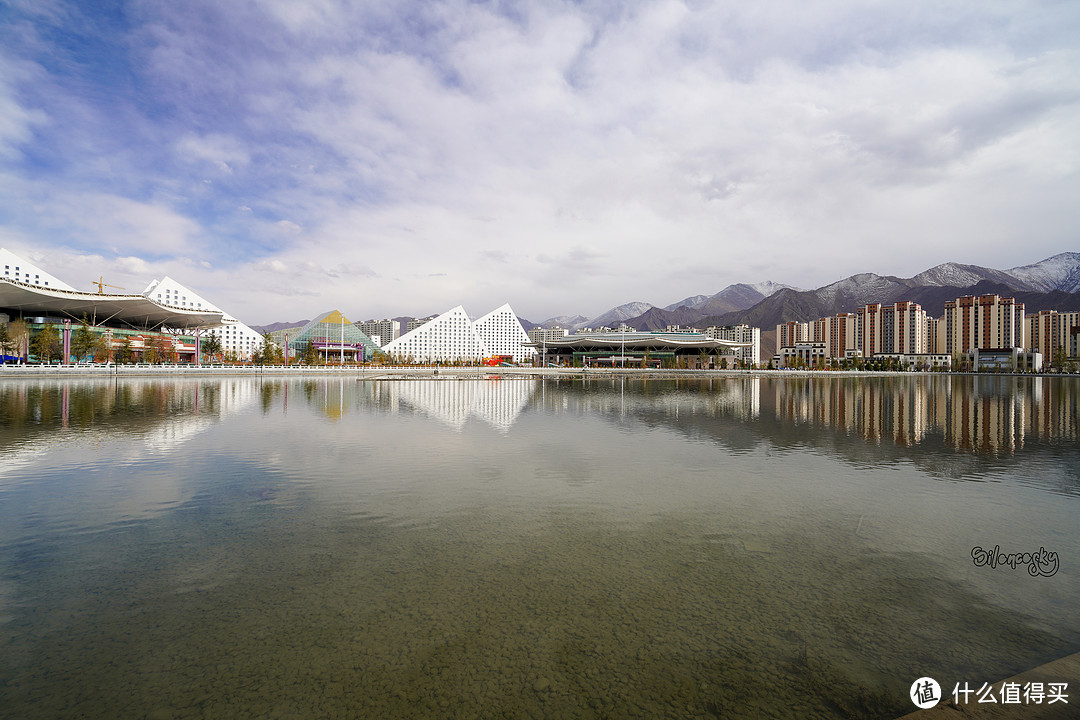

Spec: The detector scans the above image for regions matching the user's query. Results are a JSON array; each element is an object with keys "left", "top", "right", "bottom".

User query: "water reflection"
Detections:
[
  {"left": 771, "top": 375, "right": 1079, "bottom": 454},
  {"left": 372, "top": 379, "right": 535, "bottom": 431},
  {"left": 1, "top": 375, "right": 1078, "bottom": 719},
  {"left": 5, "top": 375, "right": 1076, "bottom": 455}
]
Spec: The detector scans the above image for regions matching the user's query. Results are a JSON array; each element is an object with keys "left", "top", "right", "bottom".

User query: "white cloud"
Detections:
[
  {"left": 176, "top": 133, "right": 251, "bottom": 175},
  {"left": 256, "top": 259, "right": 289, "bottom": 273},
  {"left": 0, "top": 56, "right": 48, "bottom": 161},
  {"left": 115, "top": 255, "right": 152, "bottom": 276},
  {"left": 2, "top": 0, "right": 1079, "bottom": 323},
  {"left": 275, "top": 220, "right": 303, "bottom": 235},
  {"left": 62, "top": 193, "right": 203, "bottom": 255}
]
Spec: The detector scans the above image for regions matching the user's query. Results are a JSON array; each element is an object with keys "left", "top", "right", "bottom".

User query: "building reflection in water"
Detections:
[
  {"left": 0, "top": 377, "right": 273, "bottom": 456},
  {"left": 2, "top": 375, "right": 1074, "bottom": 458},
  {"left": 532, "top": 376, "right": 761, "bottom": 423},
  {"left": 772, "top": 375, "right": 1078, "bottom": 453},
  {"left": 369, "top": 378, "right": 535, "bottom": 432},
  {"left": 322, "top": 374, "right": 1073, "bottom": 455},
  {"left": 0, "top": 378, "right": 261, "bottom": 525}
]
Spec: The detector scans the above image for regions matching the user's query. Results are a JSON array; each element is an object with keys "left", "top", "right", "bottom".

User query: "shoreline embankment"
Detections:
[{"left": 1, "top": 365, "right": 1075, "bottom": 380}]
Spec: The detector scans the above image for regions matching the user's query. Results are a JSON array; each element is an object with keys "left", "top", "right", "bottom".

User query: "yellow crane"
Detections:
[{"left": 91, "top": 276, "right": 125, "bottom": 294}]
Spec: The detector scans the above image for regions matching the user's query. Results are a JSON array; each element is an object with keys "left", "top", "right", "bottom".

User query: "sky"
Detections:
[{"left": 1, "top": 0, "right": 1078, "bottom": 325}]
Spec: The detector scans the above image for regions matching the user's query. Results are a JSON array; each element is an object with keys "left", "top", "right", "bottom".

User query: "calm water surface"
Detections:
[{"left": 1, "top": 375, "right": 1078, "bottom": 719}]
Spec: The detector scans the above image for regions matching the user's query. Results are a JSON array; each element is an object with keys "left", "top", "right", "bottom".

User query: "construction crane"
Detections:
[{"left": 91, "top": 276, "right": 125, "bottom": 294}]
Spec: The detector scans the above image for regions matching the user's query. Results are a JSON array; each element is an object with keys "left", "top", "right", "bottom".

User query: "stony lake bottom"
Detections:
[{"left": 0, "top": 374, "right": 1077, "bottom": 719}]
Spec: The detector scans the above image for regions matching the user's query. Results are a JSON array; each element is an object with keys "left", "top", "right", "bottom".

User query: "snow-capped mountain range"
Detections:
[
  {"left": 540, "top": 252, "right": 1080, "bottom": 331},
  {"left": 997, "top": 253, "right": 1080, "bottom": 293}
]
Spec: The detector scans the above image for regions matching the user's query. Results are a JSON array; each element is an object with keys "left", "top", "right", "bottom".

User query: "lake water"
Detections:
[{"left": 1, "top": 375, "right": 1077, "bottom": 719}]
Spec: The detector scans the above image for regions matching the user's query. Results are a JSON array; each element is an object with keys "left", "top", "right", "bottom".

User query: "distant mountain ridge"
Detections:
[
  {"left": 584, "top": 301, "right": 656, "bottom": 329},
  {"left": 617, "top": 252, "right": 1080, "bottom": 332},
  {"left": 538, "top": 314, "right": 588, "bottom": 329},
  {"left": 1005, "top": 252, "right": 1080, "bottom": 293},
  {"left": 681, "top": 255, "right": 1080, "bottom": 335},
  {"left": 541, "top": 281, "right": 797, "bottom": 330},
  {"left": 663, "top": 294, "right": 712, "bottom": 312},
  {"left": 260, "top": 253, "right": 1080, "bottom": 337}
]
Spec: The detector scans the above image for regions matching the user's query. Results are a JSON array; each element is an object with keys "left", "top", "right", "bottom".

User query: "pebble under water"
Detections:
[{"left": 1, "top": 375, "right": 1077, "bottom": 719}]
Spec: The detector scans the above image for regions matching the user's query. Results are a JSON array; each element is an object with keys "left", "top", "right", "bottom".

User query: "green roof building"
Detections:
[{"left": 286, "top": 310, "right": 379, "bottom": 362}]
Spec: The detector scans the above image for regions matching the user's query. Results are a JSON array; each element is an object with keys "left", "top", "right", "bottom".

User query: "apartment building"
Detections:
[
  {"left": 777, "top": 321, "right": 810, "bottom": 350},
  {"left": 943, "top": 294, "right": 1025, "bottom": 355},
  {"left": 705, "top": 324, "right": 761, "bottom": 365},
  {"left": 774, "top": 292, "right": 1080, "bottom": 368},
  {"left": 1026, "top": 309, "right": 1080, "bottom": 364},
  {"left": 407, "top": 316, "right": 437, "bottom": 333},
  {"left": 854, "top": 302, "right": 928, "bottom": 356},
  {"left": 779, "top": 302, "right": 927, "bottom": 362},
  {"left": 356, "top": 319, "right": 401, "bottom": 347},
  {"left": 828, "top": 313, "right": 858, "bottom": 359}
]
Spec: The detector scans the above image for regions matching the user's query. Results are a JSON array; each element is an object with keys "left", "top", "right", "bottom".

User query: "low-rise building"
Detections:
[
  {"left": 583, "top": 324, "right": 637, "bottom": 334},
  {"left": 287, "top": 310, "right": 379, "bottom": 362},
  {"left": 775, "top": 342, "right": 827, "bottom": 368},
  {"left": 527, "top": 326, "right": 570, "bottom": 344},
  {"left": 528, "top": 330, "right": 754, "bottom": 368},
  {"left": 871, "top": 353, "right": 952, "bottom": 370},
  {"left": 960, "top": 348, "right": 1042, "bottom": 373}
]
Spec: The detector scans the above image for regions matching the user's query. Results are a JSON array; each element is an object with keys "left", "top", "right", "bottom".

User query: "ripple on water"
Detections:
[{"left": 1, "top": 376, "right": 1078, "bottom": 719}]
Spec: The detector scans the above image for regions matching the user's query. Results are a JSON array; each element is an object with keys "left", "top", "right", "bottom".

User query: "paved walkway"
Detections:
[{"left": 0, "top": 364, "right": 1000, "bottom": 378}]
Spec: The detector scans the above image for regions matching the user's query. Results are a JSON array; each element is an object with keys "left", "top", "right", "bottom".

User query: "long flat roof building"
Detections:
[
  {"left": 528, "top": 330, "right": 755, "bottom": 368},
  {"left": 0, "top": 248, "right": 269, "bottom": 364},
  {"left": 1, "top": 251, "right": 223, "bottom": 331}
]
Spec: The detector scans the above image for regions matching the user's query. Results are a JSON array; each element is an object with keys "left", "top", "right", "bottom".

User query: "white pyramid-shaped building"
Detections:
[
  {"left": 1, "top": 248, "right": 76, "bottom": 290},
  {"left": 384, "top": 305, "right": 489, "bottom": 362},
  {"left": 474, "top": 303, "right": 536, "bottom": 363},
  {"left": 384, "top": 303, "right": 535, "bottom": 363},
  {"left": 144, "top": 276, "right": 216, "bottom": 312},
  {"left": 143, "top": 276, "right": 263, "bottom": 359}
]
